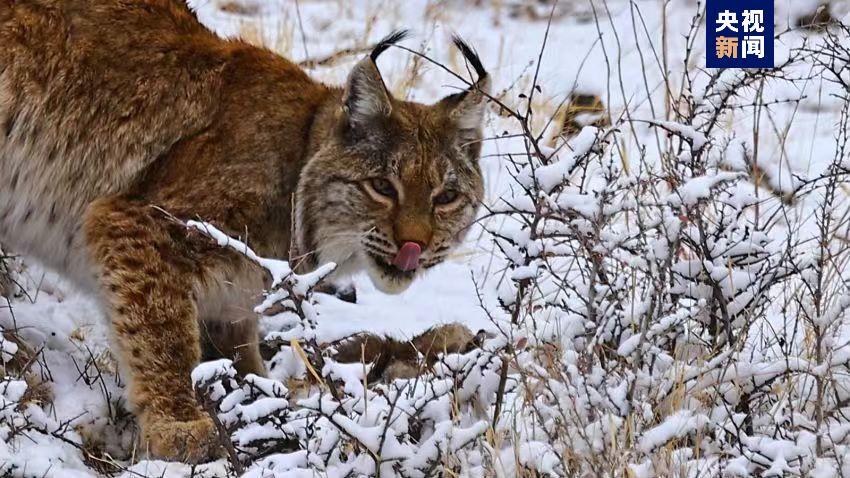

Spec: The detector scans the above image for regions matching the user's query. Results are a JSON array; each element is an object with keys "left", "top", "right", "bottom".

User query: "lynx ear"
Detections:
[
  {"left": 342, "top": 30, "right": 409, "bottom": 128},
  {"left": 439, "top": 36, "right": 490, "bottom": 144}
]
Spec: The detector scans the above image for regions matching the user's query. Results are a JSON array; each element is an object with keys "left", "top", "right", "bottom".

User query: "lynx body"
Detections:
[{"left": 0, "top": 0, "right": 488, "bottom": 462}]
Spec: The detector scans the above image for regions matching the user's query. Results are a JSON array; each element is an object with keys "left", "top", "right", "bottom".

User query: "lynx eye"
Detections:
[
  {"left": 368, "top": 178, "right": 397, "bottom": 199},
  {"left": 433, "top": 189, "right": 460, "bottom": 206}
]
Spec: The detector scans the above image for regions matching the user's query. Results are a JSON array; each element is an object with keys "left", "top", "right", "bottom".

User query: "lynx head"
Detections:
[{"left": 297, "top": 31, "right": 489, "bottom": 294}]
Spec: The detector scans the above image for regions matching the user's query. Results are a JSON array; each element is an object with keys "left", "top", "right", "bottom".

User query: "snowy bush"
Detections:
[
  {"left": 0, "top": 333, "right": 99, "bottom": 477},
  {"left": 187, "top": 222, "right": 498, "bottom": 477},
  {"left": 463, "top": 15, "right": 850, "bottom": 478}
]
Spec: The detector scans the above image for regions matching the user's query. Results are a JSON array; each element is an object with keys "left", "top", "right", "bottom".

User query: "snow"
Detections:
[
  {"left": 638, "top": 410, "right": 710, "bottom": 453},
  {"left": 193, "top": 358, "right": 237, "bottom": 385},
  {"left": 518, "top": 441, "right": 562, "bottom": 476},
  {"left": 531, "top": 126, "right": 599, "bottom": 193},
  {"left": 649, "top": 120, "right": 709, "bottom": 150},
  {"left": 669, "top": 172, "right": 744, "bottom": 207},
  {"left": 0, "top": 329, "right": 18, "bottom": 363}
]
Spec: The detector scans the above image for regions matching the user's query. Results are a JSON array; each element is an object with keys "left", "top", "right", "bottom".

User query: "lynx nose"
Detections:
[{"left": 392, "top": 242, "right": 422, "bottom": 272}]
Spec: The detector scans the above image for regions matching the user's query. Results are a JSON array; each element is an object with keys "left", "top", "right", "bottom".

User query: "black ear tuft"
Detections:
[
  {"left": 452, "top": 35, "right": 488, "bottom": 81},
  {"left": 437, "top": 36, "right": 490, "bottom": 150},
  {"left": 370, "top": 29, "right": 411, "bottom": 62}
]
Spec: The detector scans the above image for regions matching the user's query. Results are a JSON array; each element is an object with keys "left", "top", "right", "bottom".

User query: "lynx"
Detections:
[{"left": 0, "top": 0, "right": 489, "bottom": 462}]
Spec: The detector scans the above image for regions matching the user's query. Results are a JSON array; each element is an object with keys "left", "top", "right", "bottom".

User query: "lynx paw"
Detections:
[{"left": 143, "top": 415, "right": 222, "bottom": 463}]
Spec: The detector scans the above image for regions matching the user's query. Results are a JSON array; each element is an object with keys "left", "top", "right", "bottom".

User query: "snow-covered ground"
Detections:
[{"left": 4, "top": 0, "right": 850, "bottom": 476}]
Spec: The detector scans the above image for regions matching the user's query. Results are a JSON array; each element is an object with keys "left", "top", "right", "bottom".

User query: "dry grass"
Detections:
[{"left": 547, "top": 93, "right": 610, "bottom": 146}]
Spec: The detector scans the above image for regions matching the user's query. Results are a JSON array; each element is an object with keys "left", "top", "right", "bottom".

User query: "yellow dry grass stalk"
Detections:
[{"left": 290, "top": 338, "right": 325, "bottom": 387}]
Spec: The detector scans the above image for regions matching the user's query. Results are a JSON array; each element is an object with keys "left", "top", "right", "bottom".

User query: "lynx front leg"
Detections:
[{"left": 84, "top": 198, "right": 220, "bottom": 463}]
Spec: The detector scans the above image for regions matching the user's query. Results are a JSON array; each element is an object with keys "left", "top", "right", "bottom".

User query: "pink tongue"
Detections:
[{"left": 393, "top": 242, "right": 422, "bottom": 272}]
